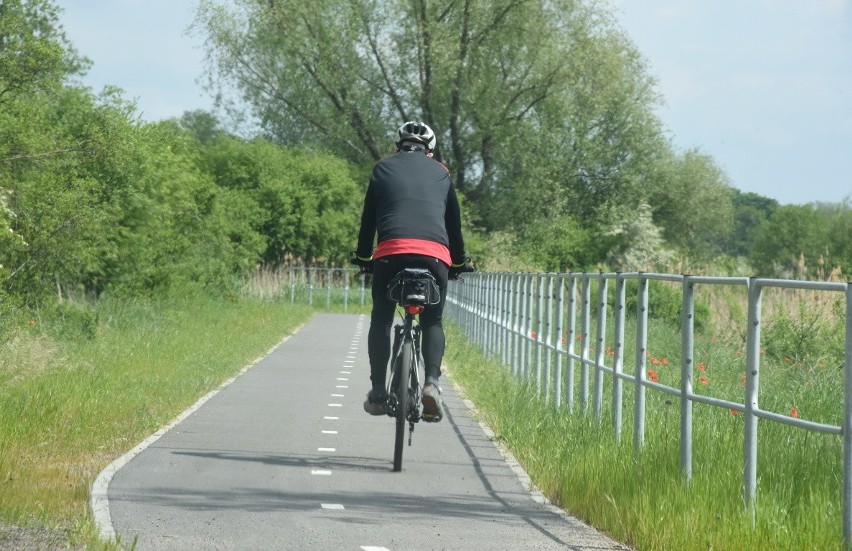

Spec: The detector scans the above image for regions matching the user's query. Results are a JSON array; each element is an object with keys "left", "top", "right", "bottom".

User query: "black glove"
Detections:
[
  {"left": 448, "top": 260, "right": 475, "bottom": 280},
  {"left": 350, "top": 255, "right": 373, "bottom": 274}
]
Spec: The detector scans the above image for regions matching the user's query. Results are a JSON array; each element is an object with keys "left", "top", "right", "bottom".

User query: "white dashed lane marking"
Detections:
[
  {"left": 321, "top": 503, "right": 345, "bottom": 510},
  {"left": 311, "top": 469, "right": 332, "bottom": 476}
]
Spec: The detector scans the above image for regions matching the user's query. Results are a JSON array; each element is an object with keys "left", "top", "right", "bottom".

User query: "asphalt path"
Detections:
[{"left": 100, "top": 313, "right": 628, "bottom": 550}]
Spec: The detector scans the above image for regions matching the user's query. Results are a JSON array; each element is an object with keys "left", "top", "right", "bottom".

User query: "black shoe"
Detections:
[
  {"left": 363, "top": 389, "right": 387, "bottom": 416},
  {"left": 421, "top": 383, "right": 443, "bottom": 422}
]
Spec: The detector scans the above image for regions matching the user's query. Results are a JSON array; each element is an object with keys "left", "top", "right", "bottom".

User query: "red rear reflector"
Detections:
[{"left": 405, "top": 304, "right": 425, "bottom": 315}]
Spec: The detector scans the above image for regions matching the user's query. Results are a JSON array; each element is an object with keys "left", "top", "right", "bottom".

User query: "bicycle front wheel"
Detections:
[{"left": 393, "top": 340, "right": 413, "bottom": 472}]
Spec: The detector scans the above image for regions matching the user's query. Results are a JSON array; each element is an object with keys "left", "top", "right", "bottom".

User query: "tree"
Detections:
[
  {"left": 728, "top": 190, "right": 778, "bottom": 257},
  {"left": 649, "top": 148, "right": 735, "bottom": 257},
  {"left": 178, "top": 109, "right": 225, "bottom": 145},
  {"left": 0, "top": 0, "right": 87, "bottom": 107},
  {"left": 195, "top": 0, "right": 667, "bottom": 210},
  {"left": 198, "top": 134, "right": 362, "bottom": 265},
  {"left": 749, "top": 203, "right": 850, "bottom": 279},
  {"left": 603, "top": 202, "right": 672, "bottom": 271}
]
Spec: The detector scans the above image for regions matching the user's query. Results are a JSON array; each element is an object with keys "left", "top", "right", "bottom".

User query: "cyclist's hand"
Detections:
[
  {"left": 350, "top": 254, "right": 373, "bottom": 274},
  {"left": 449, "top": 259, "right": 475, "bottom": 280}
]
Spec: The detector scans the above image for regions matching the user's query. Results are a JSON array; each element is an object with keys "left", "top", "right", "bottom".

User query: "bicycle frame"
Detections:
[{"left": 386, "top": 310, "right": 424, "bottom": 425}]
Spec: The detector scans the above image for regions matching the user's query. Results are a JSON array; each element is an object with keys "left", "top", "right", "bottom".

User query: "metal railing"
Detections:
[
  {"left": 445, "top": 271, "right": 851, "bottom": 544},
  {"left": 241, "top": 266, "right": 368, "bottom": 310}
]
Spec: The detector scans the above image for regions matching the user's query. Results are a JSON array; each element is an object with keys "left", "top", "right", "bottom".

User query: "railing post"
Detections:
[
  {"left": 681, "top": 275, "right": 695, "bottom": 481},
  {"left": 344, "top": 269, "right": 350, "bottom": 312},
  {"left": 512, "top": 274, "right": 522, "bottom": 377},
  {"left": 501, "top": 273, "right": 510, "bottom": 368},
  {"left": 555, "top": 275, "right": 565, "bottom": 410},
  {"left": 744, "top": 277, "right": 762, "bottom": 523},
  {"left": 545, "top": 274, "right": 554, "bottom": 406},
  {"left": 485, "top": 273, "right": 493, "bottom": 356},
  {"left": 494, "top": 273, "right": 502, "bottom": 362},
  {"left": 581, "top": 275, "right": 591, "bottom": 413},
  {"left": 521, "top": 273, "right": 535, "bottom": 383},
  {"left": 566, "top": 276, "right": 577, "bottom": 412},
  {"left": 594, "top": 275, "right": 608, "bottom": 422},
  {"left": 613, "top": 274, "right": 626, "bottom": 441},
  {"left": 536, "top": 274, "right": 545, "bottom": 396},
  {"left": 844, "top": 281, "right": 852, "bottom": 549},
  {"left": 634, "top": 273, "right": 649, "bottom": 451},
  {"left": 326, "top": 268, "right": 332, "bottom": 309}
]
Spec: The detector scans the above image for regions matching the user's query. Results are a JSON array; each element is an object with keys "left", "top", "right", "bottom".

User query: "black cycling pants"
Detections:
[{"left": 367, "top": 254, "right": 448, "bottom": 391}]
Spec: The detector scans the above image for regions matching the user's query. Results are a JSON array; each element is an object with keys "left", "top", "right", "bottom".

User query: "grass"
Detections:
[
  {"left": 0, "top": 292, "right": 313, "bottom": 548},
  {"left": 443, "top": 318, "right": 846, "bottom": 550},
  {"left": 0, "top": 273, "right": 845, "bottom": 550}
]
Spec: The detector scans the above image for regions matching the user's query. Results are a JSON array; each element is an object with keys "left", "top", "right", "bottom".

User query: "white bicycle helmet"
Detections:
[{"left": 397, "top": 121, "right": 436, "bottom": 150}]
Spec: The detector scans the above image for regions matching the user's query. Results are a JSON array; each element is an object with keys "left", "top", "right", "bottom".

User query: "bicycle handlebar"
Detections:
[{"left": 349, "top": 254, "right": 475, "bottom": 280}]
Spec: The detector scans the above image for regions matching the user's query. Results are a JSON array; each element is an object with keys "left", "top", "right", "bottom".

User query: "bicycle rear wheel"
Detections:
[{"left": 393, "top": 339, "right": 413, "bottom": 472}]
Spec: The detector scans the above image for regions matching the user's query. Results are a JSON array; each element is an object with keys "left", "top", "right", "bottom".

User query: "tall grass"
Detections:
[
  {"left": 0, "top": 292, "right": 313, "bottom": 547},
  {"left": 444, "top": 309, "right": 846, "bottom": 550}
]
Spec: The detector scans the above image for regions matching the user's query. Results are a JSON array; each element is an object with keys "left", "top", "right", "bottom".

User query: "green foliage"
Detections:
[
  {"left": 198, "top": 135, "right": 361, "bottom": 265},
  {"left": 603, "top": 203, "right": 673, "bottom": 271},
  {"left": 728, "top": 190, "right": 778, "bottom": 257},
  {"left": 650, "top": 149, "right": 735, "bottom": 258},
  {"left": 515, "top": 216, "right": 594, "bottom": 272},
  {"left": 762, "top": 299, "right": 846, "bottom": 368},
  {"left": 616, "top": 279, "right": 711, "bottom": 332},
  {"left": 0, "top": 0, "right": 88, "bottom": 102},
  {"left": 751, "top": 202, "right": 851, "bottom": 279},
  {"left": 1, "top": 1, "right": 363, "bottom": 307},
  {"left": 196, "top": 0, "right": 670, "bottom": 266}
]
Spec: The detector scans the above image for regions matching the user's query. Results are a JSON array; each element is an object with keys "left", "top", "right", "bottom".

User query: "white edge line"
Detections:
[{"left": 89, "top": 326, "right": 304, "bottom": 543}]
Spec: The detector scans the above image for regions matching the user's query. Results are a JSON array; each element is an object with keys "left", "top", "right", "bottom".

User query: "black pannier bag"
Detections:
[{"left": 387, "top": 268, "right": 441, "bottom": 306}]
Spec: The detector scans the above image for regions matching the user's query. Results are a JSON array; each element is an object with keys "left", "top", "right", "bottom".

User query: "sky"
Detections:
[{"left": 55, "top": 1, "right": 851, "bottom": 206}]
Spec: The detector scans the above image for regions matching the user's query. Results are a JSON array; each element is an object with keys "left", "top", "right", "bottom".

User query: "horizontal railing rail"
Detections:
[
  {"left": 241, "top": 266, "right": 368, "bottom": 310},
  {"left": 445, "top": 271, "right": 851, "bottom": 546}
]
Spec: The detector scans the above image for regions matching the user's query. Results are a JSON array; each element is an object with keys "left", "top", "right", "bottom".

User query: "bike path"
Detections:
[{"left": 102, "top": 313, "right": 628, "bottom": 550}]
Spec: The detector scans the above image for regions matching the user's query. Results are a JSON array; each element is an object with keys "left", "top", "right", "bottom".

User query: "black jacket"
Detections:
[{"left": 356, "top": 150, "right": 465, "bottom": 265}]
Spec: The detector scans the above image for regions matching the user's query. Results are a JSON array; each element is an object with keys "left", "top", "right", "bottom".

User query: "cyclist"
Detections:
[{"left": 352, "top": 121, "right": 468, "bottom": 423}]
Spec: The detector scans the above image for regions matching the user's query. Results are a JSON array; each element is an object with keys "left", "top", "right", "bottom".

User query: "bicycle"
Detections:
[
  {"left": 352, "top": 258, "right": 473, "bottom": 472},
  {"left": 384, "top": 268, "right": 440, "bottom": 471}
]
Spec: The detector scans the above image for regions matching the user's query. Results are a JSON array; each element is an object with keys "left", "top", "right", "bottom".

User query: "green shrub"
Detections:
[
  {"left": 763, "top": 299, "right": 845, "bottom": 368},
  {"left": 616, "top": 279, "right": 710, "bottom": 332}
]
